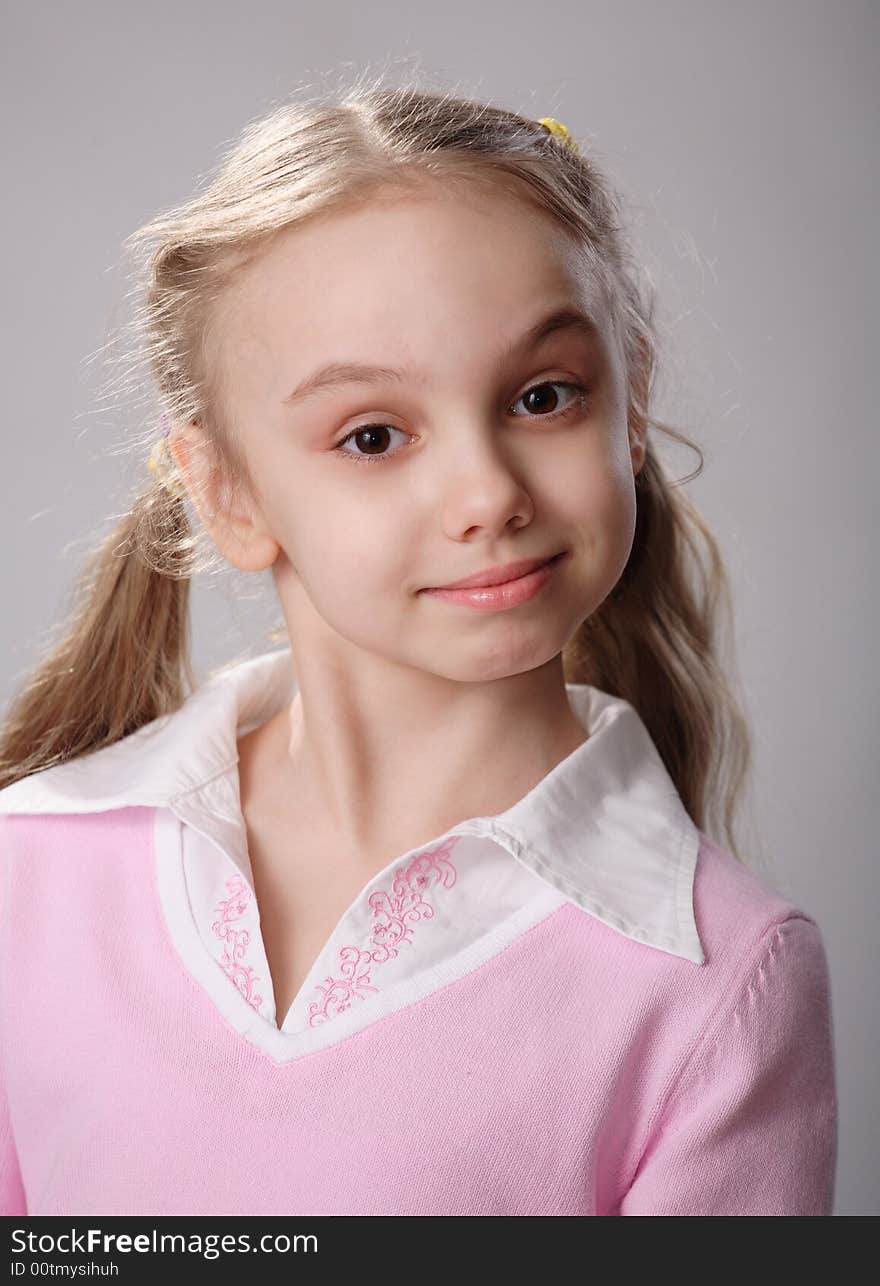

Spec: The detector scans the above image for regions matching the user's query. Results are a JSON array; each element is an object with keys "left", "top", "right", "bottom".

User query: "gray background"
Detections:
[{"left": 2, "top": 1, "right": 876, "bottom": 1214}]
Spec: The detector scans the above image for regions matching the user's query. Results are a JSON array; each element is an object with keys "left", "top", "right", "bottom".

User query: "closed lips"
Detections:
[{"left": 426, "top": 552, "right": 564, "bottom": 590}]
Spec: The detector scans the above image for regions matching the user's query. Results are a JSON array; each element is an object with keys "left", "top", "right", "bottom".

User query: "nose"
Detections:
[{"left": 435, "top": 429, "right": 535, "bottom": 542}]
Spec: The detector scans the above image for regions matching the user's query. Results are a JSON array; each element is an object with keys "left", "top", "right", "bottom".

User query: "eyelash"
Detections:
[{"left": 331, "top": 379, "right": 591, "bottom": 466}]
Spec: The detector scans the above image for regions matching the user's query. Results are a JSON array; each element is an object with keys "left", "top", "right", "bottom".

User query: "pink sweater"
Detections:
[{"left": 0, "top": 649, "right": 838, "bottom": 1215}]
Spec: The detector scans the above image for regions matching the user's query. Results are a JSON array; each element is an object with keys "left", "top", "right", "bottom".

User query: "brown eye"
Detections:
[
  {"left": 333, "top": 423, "right": 412, "bottom": 464},
  {"left": 350, "top": 427, "right": 391, "bottom": 455},
  {"left": 511, "top": 380, "right": 589, "bottom": 420}
]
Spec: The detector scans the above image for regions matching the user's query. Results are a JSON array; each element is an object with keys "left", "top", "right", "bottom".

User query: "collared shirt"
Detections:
[
  {"left": 0, "top": 648, "right": 837, "bottom": 1216},
  {"left": 0, "top": 647, "right": 705, "bottom": 1058}
]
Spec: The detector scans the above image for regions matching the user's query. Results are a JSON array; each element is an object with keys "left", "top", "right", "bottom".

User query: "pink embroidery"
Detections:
[
  {"left": 306, "top": 834, "right": 461, "bottom": 1028},
  {"left": 211, "top": 873, "right": 265, "bottom": 1012}
]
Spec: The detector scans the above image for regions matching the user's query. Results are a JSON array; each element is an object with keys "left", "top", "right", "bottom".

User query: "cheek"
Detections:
[
  {"left": 284, "top": 484, "right": 410, "bottom": 599},
  {"left": 554, "top": 436, "right": 636, "bottom": 542}
]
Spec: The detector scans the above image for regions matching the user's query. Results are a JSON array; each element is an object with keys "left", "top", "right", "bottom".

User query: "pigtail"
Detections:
[{"left": 0, "top": 480, "right": 197, "bottom": 791}]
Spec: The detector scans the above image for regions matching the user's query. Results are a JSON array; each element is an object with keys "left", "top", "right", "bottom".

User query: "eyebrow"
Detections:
[{"left": 281, "top": 304, "right": 602, "bottom": 406}]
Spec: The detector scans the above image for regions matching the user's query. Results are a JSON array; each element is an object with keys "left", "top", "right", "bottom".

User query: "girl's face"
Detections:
[{"left": 202, "top": 180, "right": 644, "bottom": 684}]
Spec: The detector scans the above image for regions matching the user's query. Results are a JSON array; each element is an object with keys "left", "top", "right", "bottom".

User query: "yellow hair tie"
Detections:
[
  {"left": 537, "top": 116, "right": 580, "bottom": 155},
  {"left": 147, "top": 436, "right": 187, "bottom": 499}
]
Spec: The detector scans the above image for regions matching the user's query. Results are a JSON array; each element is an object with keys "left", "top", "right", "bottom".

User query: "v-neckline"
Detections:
[{"left": 152, "top": 805, "right": 567, "bottom": 1064}]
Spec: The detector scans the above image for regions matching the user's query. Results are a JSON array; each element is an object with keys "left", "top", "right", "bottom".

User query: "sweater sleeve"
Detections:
[
  {"left": 0, "top": 1056, "right": 26, "bottom": 1215},
  {"left": 620, "top": 914, "right": 838, "bottom": 1216}
]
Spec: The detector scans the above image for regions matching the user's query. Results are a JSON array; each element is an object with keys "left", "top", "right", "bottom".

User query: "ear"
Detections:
[
  {"left": 167, "top": 421, "right": 280, "bottom": 573},
  {"left": 630, "top": 425, "right": 647, "bottom": 479}
]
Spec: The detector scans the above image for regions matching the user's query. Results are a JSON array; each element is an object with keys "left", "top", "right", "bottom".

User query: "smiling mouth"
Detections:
[
  {"left": 422, "top": 551, "right": 567, "bottom": 593},
  {"left": 417, "top": 550, "right": 569, "bottom": 610}
]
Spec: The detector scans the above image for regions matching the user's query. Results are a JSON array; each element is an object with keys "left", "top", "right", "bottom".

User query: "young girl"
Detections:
[{"left": 0, "top": 81, "right": 837, "bottom": 1217}]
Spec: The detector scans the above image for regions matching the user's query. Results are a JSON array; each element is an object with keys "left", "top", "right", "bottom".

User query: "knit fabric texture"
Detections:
[{"left": 0, "top": 805, "right": 837, "bottom": 1215}]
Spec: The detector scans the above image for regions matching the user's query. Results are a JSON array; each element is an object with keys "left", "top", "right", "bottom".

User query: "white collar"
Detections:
[{"left": 0, "top": 647, "right": 705, "bottom": 964}]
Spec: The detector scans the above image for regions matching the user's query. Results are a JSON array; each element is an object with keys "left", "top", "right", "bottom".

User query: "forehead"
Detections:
[{"left": 219, "top": 179, "right": 613, "bottom": 377}]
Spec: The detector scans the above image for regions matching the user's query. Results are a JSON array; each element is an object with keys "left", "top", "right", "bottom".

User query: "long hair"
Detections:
[{"left": 0, "top": 70, "right": 755, "bottom": 863}]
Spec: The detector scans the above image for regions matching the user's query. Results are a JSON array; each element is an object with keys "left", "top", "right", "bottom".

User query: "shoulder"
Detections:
[
  {"left": 553, "top": 827, "right": 830, "bottom": 1036},
  {"left": 692, "top": 829, "right": 828, "bottom": 974},
  {"left": 0, "top": 782, "right": 157, "bottom": 871},
  {"left": 0, "top": 801, "right": 159, "bottom": 952}
]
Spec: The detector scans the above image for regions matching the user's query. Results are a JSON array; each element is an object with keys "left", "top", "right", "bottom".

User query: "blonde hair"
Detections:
[{"left": 0, "top": 71, "right": 756, "bottom": 863}]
